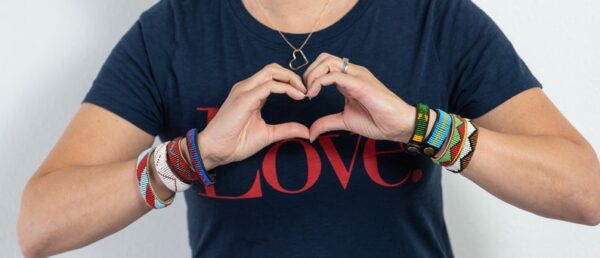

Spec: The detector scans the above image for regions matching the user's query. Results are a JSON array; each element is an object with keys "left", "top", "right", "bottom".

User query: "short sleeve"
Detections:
[
  {"left": 82, "top": 19, "right": 163, "bottom": 136},
  {"left": 436, "top": 0, "right": 542, "bottom": 119}
]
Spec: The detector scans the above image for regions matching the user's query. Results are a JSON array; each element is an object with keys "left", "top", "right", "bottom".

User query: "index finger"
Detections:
[{"left": 253, "top": 63, "right": 307, "bottom": 94}]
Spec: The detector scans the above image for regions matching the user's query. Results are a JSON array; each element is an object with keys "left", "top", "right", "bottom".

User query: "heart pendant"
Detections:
[{"left": 288, "top": 49, "right": 309, "bottom": 70}]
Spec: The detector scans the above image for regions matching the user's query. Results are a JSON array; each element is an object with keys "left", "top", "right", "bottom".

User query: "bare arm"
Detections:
[
  {"left": 462, "top": 87, "right": 600, "bottom": 225},
  {"left": 17, "top": 103, "right": 162, "bottom": 257}
]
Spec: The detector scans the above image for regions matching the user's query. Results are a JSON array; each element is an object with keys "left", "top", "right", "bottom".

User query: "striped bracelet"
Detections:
[
  {"left": 422, "top": 109, "right": 452, "bottom": 157},
  {"left": 186, "top": 128, "right": 215, "bottom": 186},
  {"left": 153, "top": 141, "right": 192, "bottom": 192},
  {"left": 136, "top": 147, "right": 174, "bottom": 209},
  {"left": 166, "top": 137, "right": 198, "bottom": 184}
]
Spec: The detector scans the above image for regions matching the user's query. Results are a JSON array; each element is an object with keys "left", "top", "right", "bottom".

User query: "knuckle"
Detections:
[
  {"left": 267, "top": 62, "right": 281, "bottom": 70},
  {"left": 358, "top": 65, "right": 369, "bottom": 73},
  {"left": 231, "top": 82, "right": 254, "bottom": 97},
  {"left": 326, "top": 62, "right": 336, "bottom": 72},
  {"left": 318, "top": 52, "right": 330, "bottom": 59},
  {"left": 259, "top": 64, "right": 272, "bottom": 73},
  {"left": 230, "top": 82, "right": 242, "bottom": 92}
]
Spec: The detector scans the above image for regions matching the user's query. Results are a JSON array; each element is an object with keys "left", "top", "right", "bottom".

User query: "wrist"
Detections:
[
  {"left": 397, "top": 105, "right": 416, "bottom": 143},
  {"left": 193, "top": 131, "right": 219, "bottom": 171},
  {"left": 394, "top": 105, "right": 436, "bottom": 144}
]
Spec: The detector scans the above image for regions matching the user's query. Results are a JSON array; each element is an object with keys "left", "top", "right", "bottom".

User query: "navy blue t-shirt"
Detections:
[{"left": 82, "top": 0, "right": 541, "bottom": 257}]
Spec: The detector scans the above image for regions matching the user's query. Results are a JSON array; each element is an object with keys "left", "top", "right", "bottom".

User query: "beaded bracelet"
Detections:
[
  {"left": 422, "top": 109, "right": 452, "bottom": 157},
  {"left": 433, "top": 114, "right": 465, "bottom": 165},
  {"left": 153, "top": 142, "right": 191, "bottom": 192},
  {"left": 186, "top": 128, "right": 215, "bottom": 186},
  {"left": 444, "top": 115, "right": 469, "bottom": 167},
  {"left": 166, "top": 137, "right": 198, "bottom": 184},
  {"left": 432, "top": 116, "right": 454, "bottom": 161},
  {"left": 406, "top": 103, "right": 430, "bottom": 154},
  {"left": 136, "top": 147, "right": 174, "bottom": 209},
  {"left": 446, "top": 119, "right": 479, "bottom": 173}
]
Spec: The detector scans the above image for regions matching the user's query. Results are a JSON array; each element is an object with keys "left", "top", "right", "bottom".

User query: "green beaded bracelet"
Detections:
[{"left": 406, "top": 103, "right": 430, "bottom": 153}]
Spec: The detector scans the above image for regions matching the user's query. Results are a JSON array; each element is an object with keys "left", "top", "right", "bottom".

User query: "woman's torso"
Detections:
[{"left": 146, "top": 0, "right": 453, "bottom": 256}]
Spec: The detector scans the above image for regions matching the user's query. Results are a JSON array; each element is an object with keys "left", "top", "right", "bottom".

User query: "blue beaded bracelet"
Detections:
[
  {"left": 186, "top": 128, "right": 215, "bottom": 186},
  {"left": 422, "top": 109, "right": 452, "bottom": 157}
]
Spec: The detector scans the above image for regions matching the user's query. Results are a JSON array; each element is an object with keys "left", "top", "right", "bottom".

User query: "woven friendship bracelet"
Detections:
[
  {"left": 406, "top": 103, "right": 430, "bottom": 154},
  {"left": 433, "top": 114, "right": 464, "bottom": 165},
  {"left": 154, "top": 142, "right": 191, "bottom": 192},
  {"left": 136, "top": 147, "right": 174, "bottom": 209},
  {"left": 186, "top": 128, "right": 215, "bottom": 186},
  {"left": 446, "top": 119, "right": 480, "bottom": 173},
  {"left": 422, "top": 109, "right": 451, "bottom": 157},
  {"left": 166, "top": 137, "right": 198, "bottom": 184}
]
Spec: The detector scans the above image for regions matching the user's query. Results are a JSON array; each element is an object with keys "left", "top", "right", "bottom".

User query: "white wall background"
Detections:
[{"left": 1, "top": 0, "right": 598, "bottom": 257}]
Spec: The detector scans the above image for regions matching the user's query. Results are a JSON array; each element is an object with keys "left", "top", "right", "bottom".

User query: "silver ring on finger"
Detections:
[{"left": 341, "top": 57, "right": 350, "bottom": 74}]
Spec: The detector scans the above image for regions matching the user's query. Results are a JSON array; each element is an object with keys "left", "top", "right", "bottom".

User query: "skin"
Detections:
[{"left": 17, "top": 0, "right": 600, "bottom": 257}]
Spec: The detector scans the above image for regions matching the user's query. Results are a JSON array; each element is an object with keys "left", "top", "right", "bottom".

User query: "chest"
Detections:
[{"left": 157, "top": 10, "right": 448, "bottom": 201}]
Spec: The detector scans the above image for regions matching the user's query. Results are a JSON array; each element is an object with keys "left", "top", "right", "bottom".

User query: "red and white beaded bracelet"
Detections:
[
  {"left": 153, "top": 141, "right": 192, "bottom": 192},
  {"left": 136, "top": 147, "right": 174, "bottom": 209}
]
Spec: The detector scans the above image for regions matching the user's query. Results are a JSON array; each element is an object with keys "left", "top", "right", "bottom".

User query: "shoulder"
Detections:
[
  {"left": 137, "top": 0, "right": 224, "bottom": 33},
  {"left": 380, "top": 0, "right": 482, "bottom": 24},
  {"left": 139, "top": 0, "right": 221, "bottom": 18}
]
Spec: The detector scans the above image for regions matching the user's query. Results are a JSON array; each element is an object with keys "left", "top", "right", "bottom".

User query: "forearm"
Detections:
[
  {"left": 461, "top": 127, "right": 600, "bottom": 225},
  {"left": 17, "top": 131, "right": 219, "bottom": 258},
  {"left": 18, "top": 159, "right": 151, "bottom": 257}
]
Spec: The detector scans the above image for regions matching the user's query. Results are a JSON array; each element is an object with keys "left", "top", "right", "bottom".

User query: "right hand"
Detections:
[{"left": 197, "top": 63, "right": 309, "bottom": 170}]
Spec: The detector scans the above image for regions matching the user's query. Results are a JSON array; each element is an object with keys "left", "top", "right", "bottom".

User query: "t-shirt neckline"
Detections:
[{"left": 226, "top": 0, "right": 373, "bottom": 49}]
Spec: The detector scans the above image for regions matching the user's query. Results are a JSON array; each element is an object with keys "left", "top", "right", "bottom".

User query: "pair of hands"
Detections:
[{"left": 198, "top": 53, "right": 417, "bottom": 170}]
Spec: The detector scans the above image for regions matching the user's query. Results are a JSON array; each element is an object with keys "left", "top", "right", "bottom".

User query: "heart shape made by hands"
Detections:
[{"left": 288, "top": 50, "right": 309, "bottom": 70}]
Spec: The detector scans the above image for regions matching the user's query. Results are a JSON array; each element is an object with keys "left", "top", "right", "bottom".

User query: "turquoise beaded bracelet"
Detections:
[{"left": 422, "top": 109, "right": 452, "bottom": 157}]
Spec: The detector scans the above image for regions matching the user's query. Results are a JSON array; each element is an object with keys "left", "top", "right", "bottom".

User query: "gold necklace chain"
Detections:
[{"left": 255, "top": 0, "right": 332, "bottom": 70}]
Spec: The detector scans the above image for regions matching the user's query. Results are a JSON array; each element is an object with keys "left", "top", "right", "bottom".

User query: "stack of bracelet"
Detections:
[
  {"left": 135, "top": 128, "right": 215, "bottom": 209},
  {"left": 136, "top": 146, "right": 174, "bottom": 209},
  {"left": 406, "top": 103, "right": 479, "bottom": 173}
]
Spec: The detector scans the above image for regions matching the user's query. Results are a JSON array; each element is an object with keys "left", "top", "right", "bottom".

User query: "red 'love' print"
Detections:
[{"left": 195, "top": 107, "right": 423, "bottom": 199}]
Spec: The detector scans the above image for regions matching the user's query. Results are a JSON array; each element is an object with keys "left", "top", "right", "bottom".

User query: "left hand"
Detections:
[{"left": 303, "top": 52, "right": 417, "bottom": 143}]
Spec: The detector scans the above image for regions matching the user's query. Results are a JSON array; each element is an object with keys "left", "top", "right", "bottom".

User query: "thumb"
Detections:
[
  {"left": 309, "top": 112, "right": 348, "bottom": 143},
  {"left": 267, "top": 122, "right": 310, "bottom": 144}
]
